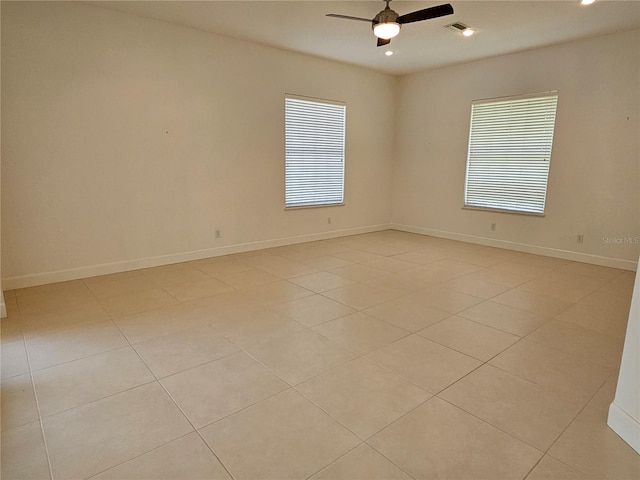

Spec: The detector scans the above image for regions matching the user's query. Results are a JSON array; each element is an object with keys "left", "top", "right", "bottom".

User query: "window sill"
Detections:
[
  {"left": 462, "top": 205, "right": 545, "bottom": 217},
  {"left": 285, "top": 203, "right": 345, "bottom": 211}
]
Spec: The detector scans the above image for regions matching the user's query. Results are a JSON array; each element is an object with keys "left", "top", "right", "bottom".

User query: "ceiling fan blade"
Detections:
[
  {"left": 326, "top": 14, "right": 373, "bottom": 23},
  {"left": 397, "top": 3, "right": 454, "bottom": 24},
  {"left": 377, "top": 37, "right": 391, "bottom": 47}
]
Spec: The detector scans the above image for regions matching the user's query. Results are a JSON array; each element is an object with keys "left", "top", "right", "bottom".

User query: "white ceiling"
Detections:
[{"left": 94, "top": 0, "right": 640, "bottom": 75}]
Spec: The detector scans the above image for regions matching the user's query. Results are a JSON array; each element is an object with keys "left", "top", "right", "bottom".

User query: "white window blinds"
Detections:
[
  {"left": 285, "top": 95, "right": 346, "bottom": 208},
  {"left": 464, "top": 91, "right": 558, "bottom": 215}
]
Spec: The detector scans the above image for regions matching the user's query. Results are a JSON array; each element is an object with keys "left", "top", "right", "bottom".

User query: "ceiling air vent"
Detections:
[
  {"left": 445, "top": 22, "right": 470, "bottom": 32},
  {"left": 445, "top": 21, "right": 475, "bottom": 36}
]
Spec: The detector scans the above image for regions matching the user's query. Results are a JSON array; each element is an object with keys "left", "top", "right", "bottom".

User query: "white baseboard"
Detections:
[
  {"left": 2, "top": 224, "right": 391, "bottom": 290},
  {"left": 5, "top": 222, "right": 636, "bottom": 290},
  {"left": 391, "top": 223, "right": 638, "bottom": 271},
  {"left": 608, "top": 403, "right": 640, "bottom": 454}
]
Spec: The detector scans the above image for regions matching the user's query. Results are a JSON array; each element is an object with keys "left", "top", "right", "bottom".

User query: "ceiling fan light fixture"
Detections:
[
  {"left": 373, "top": 22, "right": 401, "bottom": 39},
  {"left": 580, "top": 0, "right": 596, "bottom": 5},
  {"left": 327, "top": 1, "right": 454, "bottom": 47}
]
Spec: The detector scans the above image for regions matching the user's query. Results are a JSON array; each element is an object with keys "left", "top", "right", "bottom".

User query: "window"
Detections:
[
  {"left": 285, "top": 95, "right": 346, "bottom": 208},
  {"left": 464, "top": 91, "right": 558, "bottom": 215}
]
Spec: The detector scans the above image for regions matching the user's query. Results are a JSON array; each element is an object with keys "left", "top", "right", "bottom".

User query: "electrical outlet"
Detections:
[
  {"left": 491, "top": 223, "right": 496, "bottom": 231},
  {"left": 215, "top": 229, "right": 221, "bottom": 239},
  {"left": 577, "top": 234, "right": 584, "bottom": 244},
  {"left": 327, "top": 217, "right": 332, "bottom": 225}
]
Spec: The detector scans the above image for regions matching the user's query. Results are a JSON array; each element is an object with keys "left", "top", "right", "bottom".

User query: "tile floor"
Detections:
[{"left": 1, "top": 230, "right": 639, "bottom": 480}]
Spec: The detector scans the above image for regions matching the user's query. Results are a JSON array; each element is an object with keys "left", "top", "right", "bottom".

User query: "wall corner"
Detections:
[{"left": 608, "top": 255, "right": 640, "bottom": 454}]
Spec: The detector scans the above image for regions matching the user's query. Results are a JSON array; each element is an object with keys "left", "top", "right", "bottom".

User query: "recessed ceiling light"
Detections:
[
  {"left": 581, "top": 0, "right": 596, "bottom": 5},
  {"left": 462, "top": 28, "right": 475, "bottom": 37},
  {"left": 384, "top": 50, "right": 394, "bottom": 56}
]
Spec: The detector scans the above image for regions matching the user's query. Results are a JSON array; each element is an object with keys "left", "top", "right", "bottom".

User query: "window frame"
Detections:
[
  {"left": 463, "top": 90, "right": 559, "bottom": 216},
  {"left": 284, "top": 94, "right": 346, "bottom": 210}
]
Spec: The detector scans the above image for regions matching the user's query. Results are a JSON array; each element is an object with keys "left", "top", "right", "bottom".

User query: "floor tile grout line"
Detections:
[
  {"left": 292, "top": 371, "right": 431, "bottom": 461},
  {"left": 14, "top": 297, "right": 97, "bottom": 319},
  {"left": 291, "top": 384, "right": 368, "bottom": 437},
  {"left": 359, "top": 328, "right": 486, "bottom": 376},
  {"left": 361, "top": 396, "right": 482, "bottom": 475},
  {"left": 26, "top": 341, "right": 134, "bottom": 377},
  {"left": 435, "top": 386, "right": 553, "bottom": 455},
  {"left": 432, "top": 396, "right": 547, "bottom": 456},
  {"left": 305, "top": 439, "right": 420, "bottom": 480},
  {"left": 453, "top": 308, "right": 547, "bottom": 338},
  {"left": 108, "top": 318, "right": 240, "bottom": 480},
  {"left": 432, "top": 334, "right": 614, "bottom": 459},
  {"left": 132, "top": 345, "right": 243, "bottom": 382},
  {"left": 405, "top": 333, "right": 562, "bottom": 455},
  {"left": 360, "top": 344, "right": 471, "bottom": 397},
  {"left": 479, "top": 345, "right": 547, "bottom": 389},
  {"left": 522, "top": 455, "right": 547, "bottom": 480},
  {"left": 19, "top": 314, "right": 113, "bottom": 342},
  {"left": 543, "top": 450, "right": 604, "bottom": 478},
  {"left": 22, "top": 317, "right": 156, "bottom": 409},
  {"left": 83, "top": 430, "right": 200, "bottom": 480},
  {"left": 34, "top": 378, "right": 160, "bottom": 423},
  {"left": 236, "top": 330, "right": 363, "bottom": 390},
  {"left": 526, "top": 375, "right": 617, "bottom": 479},
  {"left": 301, "top": 443, "right": 365, "bottom": 480},
  {"left": 308, "top": 322, "right": 414, "bottom": 357},
  {"left": 151, "top": 381, "right": 239, "bottom": 480},
  {"left": 110, "top": 295, "right": 347, "bottom": 478},
  {"left": 233, "top": 304, "right": 450, "bottom": 389},
  {"left": 189, "top": 385, "right": 294, "bottom": 433},
  {"left": 542, "top": 373, "right": 612, "bottom": 458},
  {"left": 192, "top": 318, "right": 393, "bottom": 432},
  {"left": 519, "top": 333, "right": 620, "bottom": 370},
  {"left": 416, "top": 323, "right": 523, "bottom": 364},
  {"left": 22, "top": 331, "right": 56, "bottom": 480}
]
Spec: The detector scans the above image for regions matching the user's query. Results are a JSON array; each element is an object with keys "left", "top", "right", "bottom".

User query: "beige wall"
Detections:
[
  {"left": 0, "top": 0, "right": 4, "bottom": 316},
  {"left": 1, "top": 2, "right": 396, "bottom": 288},
  {"left": 392, "top": 29, "right": 640, "bottom": 269}
]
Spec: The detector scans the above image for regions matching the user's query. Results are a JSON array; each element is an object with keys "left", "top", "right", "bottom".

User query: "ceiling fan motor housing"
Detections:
[{"left": 373, "top": 7, "right": 400, "bottom": 27}]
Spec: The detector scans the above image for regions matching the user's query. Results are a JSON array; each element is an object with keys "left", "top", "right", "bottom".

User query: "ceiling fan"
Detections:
[{"left": 327, "top": 0, "right": 454, "bottom": 47}]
